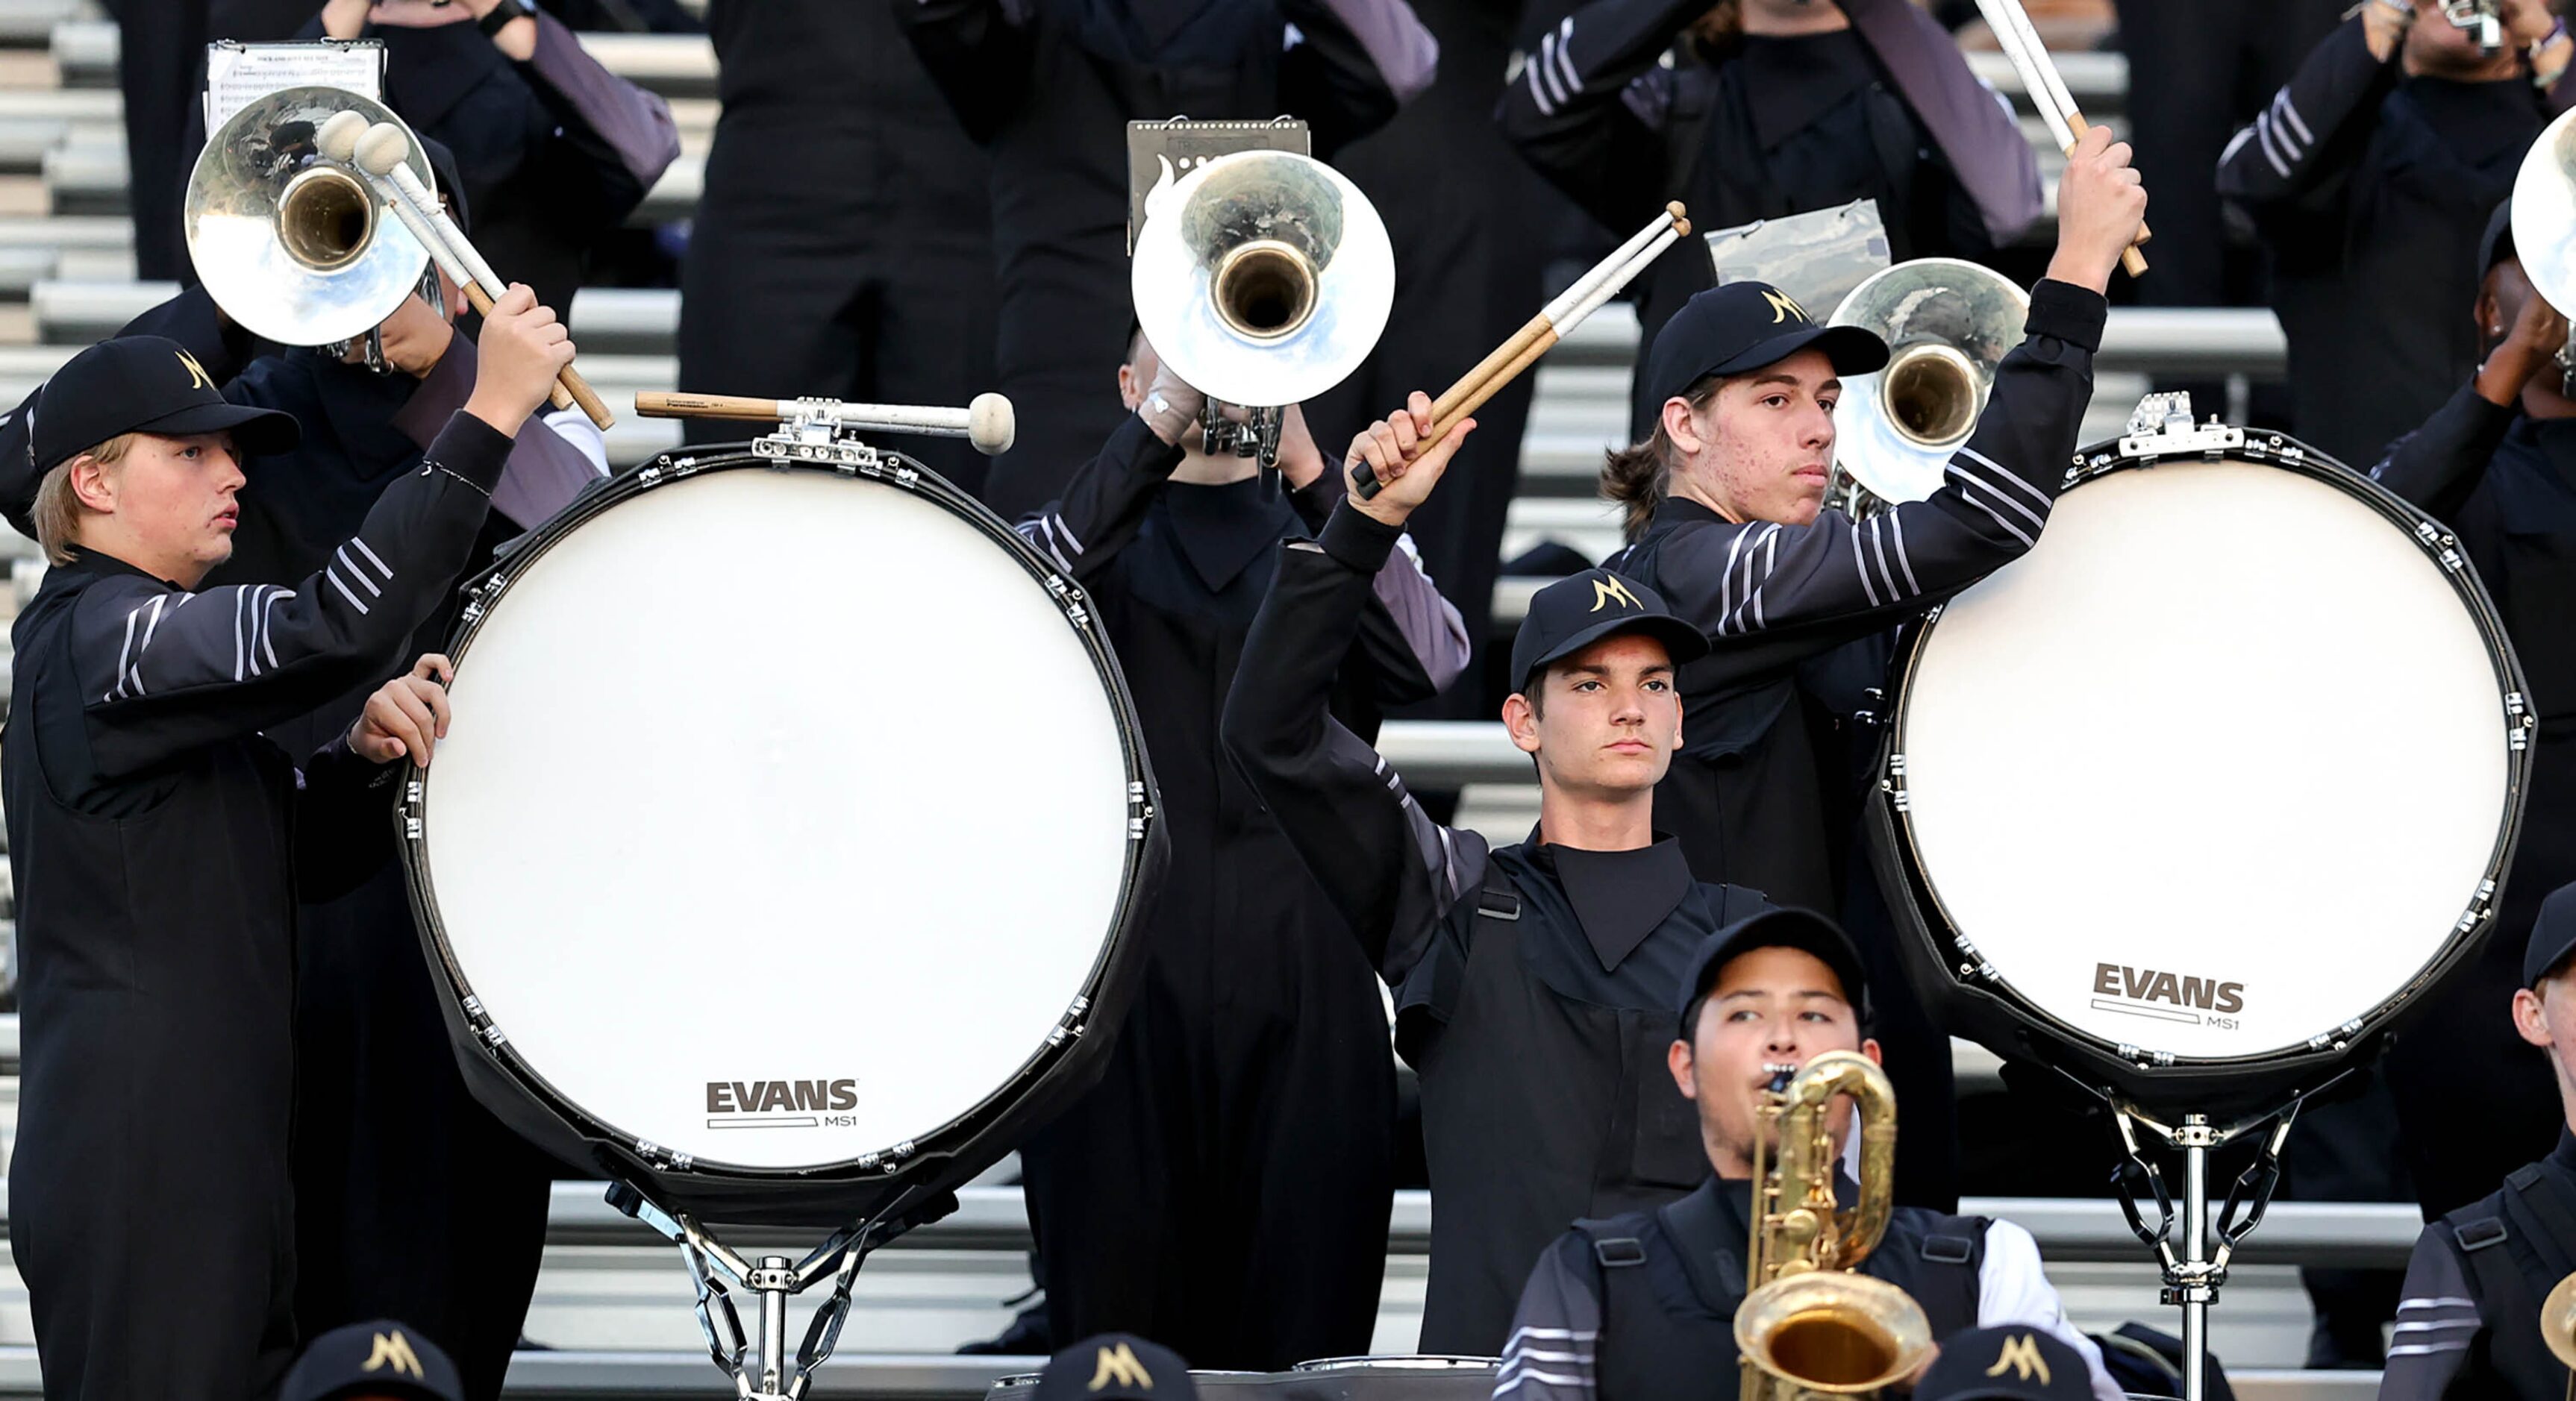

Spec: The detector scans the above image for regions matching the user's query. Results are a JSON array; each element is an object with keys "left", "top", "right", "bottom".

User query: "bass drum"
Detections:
[
  {"left": 1870, "top": 422, "right": 2530, "bottom": 1118},
  {"left": 401, "top": 444, "right": 1164, "bottom": 1225}
]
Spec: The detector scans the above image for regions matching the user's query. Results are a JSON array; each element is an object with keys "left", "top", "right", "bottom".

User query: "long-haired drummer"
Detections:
[
  {"left": 1221, "top": 407, "right": 1772, "bottom": 1353},
  {"left": 0, "top": 292, "right": 572, "bottom": 1400},
  {"left": 1593, "top": 128, "right": 2144, "bottom": 1206}
]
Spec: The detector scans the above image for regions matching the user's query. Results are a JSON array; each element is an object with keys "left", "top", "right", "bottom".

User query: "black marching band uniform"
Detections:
[
  {"left": 892, "top": 0, "right": 1439, "bottom": 518},
  {"left": 1488, "top": 921, "right": 2120, "bottom": 1401},
  {"left": 0, "top": 283, "right": 604, "bottom": 1398},
  {"left": 1496, "top": 0, "right": 2041, "bottom": 439},
  {"left": 2378, "top": 886, "right": 2576, "bottom": 1401},
  {"left": 1220, "top": 539, "right": 1772, "bottom": 1355},
  {"left": 1, "top": 342, "right": 520, "bottom": 1401},
  {"left": 678, "top": 0, "right": 1003, "bottom": 495},
  {"left": 1013, "top": 413, "right": 1468, "bottom": 1367},
  {"left": 1602, "top": 277, "right": 2105, "bottom": 1209},
  {"left": 2216, "top": 8, "right": 2573, "bottom": 473},
  {"left": 2368, "top": 219, "right": 2576, "bottom": 1223}
]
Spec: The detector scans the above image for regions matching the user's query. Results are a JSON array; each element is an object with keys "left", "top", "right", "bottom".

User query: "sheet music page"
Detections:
[{"left": 203, "top": 41, "right": 384, "bottom": 133}]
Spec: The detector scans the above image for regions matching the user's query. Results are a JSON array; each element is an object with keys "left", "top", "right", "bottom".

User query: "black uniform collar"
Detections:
[
  {"left": 1735, "top": 28, "right": 1876, "bottom": 152},
  {"left": 1163, "top": 474, "right": 1296, "bottom": 592},
  {"left": 2551, "top": 1125, "right": 2576, "bottom": 1177},
  {"left": 1526, "top": 830, "right": 1696, "bottom": 973},
  {"left": 54, "top": 545, "right": 174, "bottom": 590}
]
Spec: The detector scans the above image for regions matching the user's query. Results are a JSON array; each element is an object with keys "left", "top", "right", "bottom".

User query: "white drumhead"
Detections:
[
  {"left": 420, "top": 468, "right": 1137, "bottom": 1170},
  {"left": 1898, "top": 458, "right": 2510, "bottom": 1060}
]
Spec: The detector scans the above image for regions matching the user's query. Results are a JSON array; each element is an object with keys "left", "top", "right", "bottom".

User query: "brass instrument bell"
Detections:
[{"left": 1825, "top": 259, "right": 2028, "bottom": 515}]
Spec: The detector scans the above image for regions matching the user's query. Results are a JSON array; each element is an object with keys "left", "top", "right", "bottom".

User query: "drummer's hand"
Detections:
[
  {"left": 1346, "top": 392, "right": 1475, "bottom": 527},
  {"left": 350, "top": 654, "right": 454, "bottom": 769},
  {"left": 320, "top": 0, "right": 369, "bottom": 37},
  {"left": 1137, "top": 357, "right": 1206, "bottom": 447},
  {"left": 2046, "top": 124, "right": 2148, "bottom": 295},
  {"left": 1278, "top": 404, "right": 1328, "bottom": 490},
  {"left": 463, "top": 284, "right": 575, "bottom": 439},
  {"left": 2477, "top": 290, "right": 2571, "bottom": 407}
]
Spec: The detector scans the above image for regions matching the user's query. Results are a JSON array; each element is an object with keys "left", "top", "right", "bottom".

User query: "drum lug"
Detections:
[
  {"left": 461, "top": 994, "right": 507, "bottom": 1049},
  {"left": 2509, "top": 693, "right": 2535, "bottom": 751},
  {"left": 2457, "top": 879, "right": 2498, "bottom": 933},
  {"left": 2411, "top": 520, "right": 2469, "bottom": 573},
  {"left": 1882, "top": 752, "right": 1910, "bottom": 812}
]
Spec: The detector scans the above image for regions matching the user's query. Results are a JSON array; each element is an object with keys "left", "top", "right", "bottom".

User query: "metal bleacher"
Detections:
[{"left": 0, "top": 7, "right": 2401, "bottom": 1398}]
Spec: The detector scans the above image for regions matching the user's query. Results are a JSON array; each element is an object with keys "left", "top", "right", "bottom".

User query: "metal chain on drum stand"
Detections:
[{"left": 2108, "top": 1106, "right": 2298, "bottom": 1401}]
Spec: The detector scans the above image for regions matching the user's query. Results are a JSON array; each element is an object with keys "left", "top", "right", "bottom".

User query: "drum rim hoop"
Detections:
[
  {"left": 396, "top": 443, "right": 1162, "bottom": 1182},
  {"left": 1880, "top": 432, "right": 2531, "bottom": 1075}
]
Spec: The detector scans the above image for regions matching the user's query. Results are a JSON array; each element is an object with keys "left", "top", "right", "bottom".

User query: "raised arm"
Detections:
[
  {"left": 1275, "top": 404, "right": 1471, "bottom": 703},
  {"left": 390, "top": 322, "right": 607, "bottom": 530},
  {"left": 1015, "top": 383, "right": 1191, "bottom": 583},
  {"left": 1220, "top": 413, "right": 1484, "bottom": 983},
  {"left": 1495, "top": 0, "right": 1701, "bottom": 232},
  {"left": 1276, "top": 0, "right": 1439, "bottom": 156},
  {"left": 2215, "top": 13, "right": 2401, "bottom": 218},
  {"left": 76, "top": 288, "right": 574, "bottom": 779},
  {"left": 510, "top": 8, "right": 685, "bottom": 218},
  {"left": 2374, "top": 291, "right": 2566, "bottom": 519}
]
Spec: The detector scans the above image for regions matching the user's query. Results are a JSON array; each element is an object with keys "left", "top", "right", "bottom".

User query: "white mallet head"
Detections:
[
  {"left": 314, "top": 110, "right": 368, "bottom": 164},
  {"left": 968, "top": 392, "right": 1015, "bottom": 457},
  {"left": 354, "top": 123, "right": 413, "bottom": 180}
]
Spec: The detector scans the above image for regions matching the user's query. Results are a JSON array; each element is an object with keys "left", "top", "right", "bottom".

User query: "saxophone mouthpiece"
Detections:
[{"left": 1763, "top": 1063, "right": 1798, "bottom": 1093}]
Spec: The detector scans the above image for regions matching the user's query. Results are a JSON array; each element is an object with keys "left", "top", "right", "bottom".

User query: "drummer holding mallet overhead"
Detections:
[{"left": 0, "top": 286, "right": 572, "bottom": 1401}]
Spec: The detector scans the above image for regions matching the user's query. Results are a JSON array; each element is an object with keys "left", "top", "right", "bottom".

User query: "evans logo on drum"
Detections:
[
  {"left": 2090, "top": 963, "right": 2245, "bottom": 1028},
  {"left": 706, "top": 1079, "right": 859, "bottom": 1130}
]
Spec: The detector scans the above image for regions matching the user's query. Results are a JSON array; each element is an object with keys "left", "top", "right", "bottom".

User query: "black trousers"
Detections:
[
  {"left": 2113, "top": 0, "right": 2346, "bottom": 311},
  {"left": 290, "top": 865, "right": 555, "bottom": 1401},
  {"left": 678, "top": 120, "right": 999, "bottom": 498},
  {"left": 104, "top": 0, "right": 202, "bottom": 281},
  {"left": 1020, "top": 931, "right": 1395, "bottom": 1370}
]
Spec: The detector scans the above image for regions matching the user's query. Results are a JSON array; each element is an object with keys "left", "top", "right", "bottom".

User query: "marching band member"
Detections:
[
  {"left": 1221, "top": 403, "right": 1775, "bottom": 1352},
  {"left": 1497, "top": 0, "right": 2042, "bottom": 439},
  {"left": 2368, "top": 204, "right": 2573, "bottom": 1226},
  {"left": 2378, "top": 883, "right": 2576, "bottom": 1400},
  {"left": 1, "top": 289, "right": 572, "bottom": 1401},
  {"left": 1595, "top": 125, "right": 2142, "bottom": 1207},
  {"left": 2216, "top": 0, "right": 2573, "bottom": 473},
  {"left": 1491, "top": 909, "right": 2121, "bottom": 1401},
  {"left": 1013, "top": 333, "right": 1467, "bottom": 1367}
]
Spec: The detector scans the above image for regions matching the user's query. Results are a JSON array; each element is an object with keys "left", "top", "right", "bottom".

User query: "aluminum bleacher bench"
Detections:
[{"left": 40, "top": 137, "right": 703, "bottom": 225}]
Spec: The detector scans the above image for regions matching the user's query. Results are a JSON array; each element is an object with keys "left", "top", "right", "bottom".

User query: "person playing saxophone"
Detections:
[{"left": 1491, "top": 908, "right": 2122, "bottom": 1400}]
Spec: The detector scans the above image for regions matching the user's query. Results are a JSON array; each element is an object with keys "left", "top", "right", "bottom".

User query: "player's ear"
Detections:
[{"left": 1668, "top": 1035, "right": 1698, "bottom": 1100}]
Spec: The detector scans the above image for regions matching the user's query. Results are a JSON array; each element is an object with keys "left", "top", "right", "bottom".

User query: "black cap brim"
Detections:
[
  {"left": 1520, "top": 613, "right": 1710, "bottom": 691},
  {"left": 129, "top": 401, "right": 300, "bottom": 458},
  {"left": 1678, "top": 907, "right": 1872, "bottom": 1035},
  {"left": 1711, "top": 322, "right": 1891, "bottom": 380}
]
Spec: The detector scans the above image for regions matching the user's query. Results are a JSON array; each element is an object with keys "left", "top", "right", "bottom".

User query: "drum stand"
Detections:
[
  {"left": 608, "top": 1182, "right": 946, "bottom": 1401},
  {"left": 2103, "top": 1102, "right": 2299, "bottom": 1401}
]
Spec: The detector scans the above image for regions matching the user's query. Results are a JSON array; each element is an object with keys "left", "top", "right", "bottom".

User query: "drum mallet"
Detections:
[
  {"left": 1355, "top": 202, "right": 1689, "bottom": 501},
  {"left": 1972, "top": 0, "right": 2150, "bottom": 278},
  {"left": 634, "top": 391, "right": 1019, "bottom": 457},
  {"left": 317, "top": 113, "right": 616, "bottom": 430}
]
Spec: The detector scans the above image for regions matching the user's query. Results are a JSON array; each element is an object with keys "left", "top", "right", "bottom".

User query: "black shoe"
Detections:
[{"left": 957, "top": 1300, "right": 1051, "bottom": 1356}]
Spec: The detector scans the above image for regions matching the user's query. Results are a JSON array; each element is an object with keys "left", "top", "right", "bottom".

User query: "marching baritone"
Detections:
[
  {"left": 2378, "top": 883, "right": 2576, "bottom": 1400},
  {"left": 0, "top": 290, "right": 575, "bottom": 1401},
  {"left": 1013, "top": 333, "right": 1469, "bottom": 1368},
  {"left": 1221, "top": 409, "right": 1775, "bottom": 1353},
  {"left": 1492, "top": 909, "right": 2122, "bottom": 1401}
]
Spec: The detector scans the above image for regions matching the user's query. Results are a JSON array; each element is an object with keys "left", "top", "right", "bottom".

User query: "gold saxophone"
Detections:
[{"left": 1736, "top": 1050, "right": 1936, "bottom": 1400}]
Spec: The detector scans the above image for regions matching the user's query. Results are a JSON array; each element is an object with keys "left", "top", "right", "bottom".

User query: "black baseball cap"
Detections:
[
  {"left": 1507, "top": 567, "right": 1708, "bottom": 697},
  {"left": 281, "top": 1321, "right": 462, "bottom": 1401},
  {"left": 2526, "top": 880, "right": 2576, "bottom": 988},
  {"left": 1032, "top": 1335, "right": 1195, "bottom": 1401},
  {"left": 1911, "top": 1326, "right": 2092, "bottom": 1401},
  {"left": 2482, "top": 198, "right": 2518, "bottom": 283},
  {"left": 1641, "top": 280, "right": 1891, "bottom": 411},
  {"left": 1677, "top": 906, "right": 1872, "bottom": 1038},
  {"left": 28, "top": 335, "right": 298, "bottom": 480}
]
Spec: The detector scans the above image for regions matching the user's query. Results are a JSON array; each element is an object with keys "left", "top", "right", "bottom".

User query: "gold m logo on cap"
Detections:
[
  {"left": 175, "top": 348, "right": 212, "bottom": 391},
  {"left": 1090, "top": 1344, "right": 1152, "bottom": 1391},
  {"left": 1761, "top": 289, "right": 1810, "bottom": 325},
  {"left": 1589, "top": 575, "right": 1642, "bottom": 613},
  {"left": 363, "top": 1331, "right": 425, "bottom": 1379},
  {"left": 1986, "top": 1333, "right": 2051, "bottom": 1385}
]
